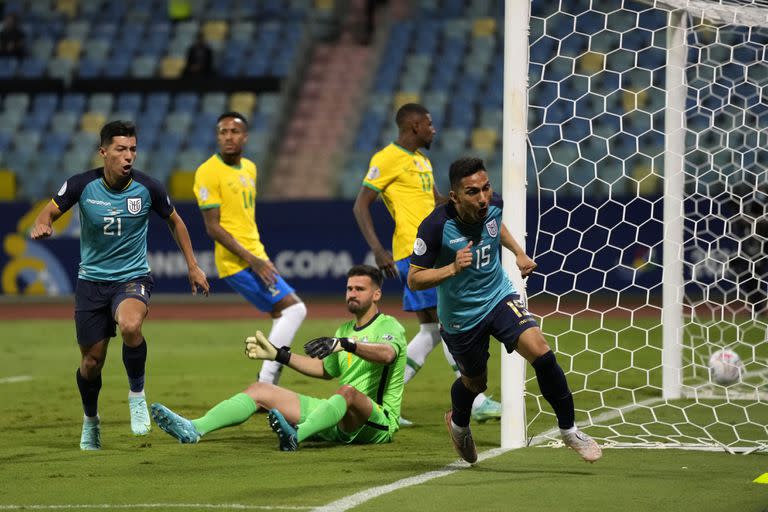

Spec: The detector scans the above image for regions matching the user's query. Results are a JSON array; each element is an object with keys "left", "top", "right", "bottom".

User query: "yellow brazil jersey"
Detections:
[
  {"left": 362, "top": 143, "right": 436, "bottom": 260},
  {"left": 193, "top": 154, "right": 268, "bottom": 278}
]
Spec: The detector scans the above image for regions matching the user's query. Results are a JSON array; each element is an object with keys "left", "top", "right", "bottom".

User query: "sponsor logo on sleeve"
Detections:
[
  {"left": 366, "top": 166, "right": 380, "bottom": 180},
  {"left": 57, "top": 182, "right": 67, "bottom": 196},
  {"left": 413, "top": 238, "right": 427, "bottom": 256},
  {"left": 199, "top": 186, "right": 209, "bottom": 201}
]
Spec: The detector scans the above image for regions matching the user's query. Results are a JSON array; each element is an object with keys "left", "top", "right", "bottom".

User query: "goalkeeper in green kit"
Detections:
[{"left": 150, "top": 264, "right": 407, "bottom": 450}]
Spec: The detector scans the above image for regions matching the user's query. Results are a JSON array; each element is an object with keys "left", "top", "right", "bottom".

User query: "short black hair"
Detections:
[
  {"left": 100, "top": 120, "right": 136, "bottom": 147},
  {"left": 449, "top": 157, "right": 487, "bottom": 190},
  {"left": 347, "top": 264, "right": 383, "bottom": 288},
  {"left": 395, "top": 103, "right": 429, "bottom": 130},
  {"left": 217, "top": 111, "right": 249, "bottom": 127}
]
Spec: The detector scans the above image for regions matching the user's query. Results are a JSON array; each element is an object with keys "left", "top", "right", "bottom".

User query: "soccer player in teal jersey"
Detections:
[
  {"left": 150, "top": 264, "right": 407, "bottom": 450},
  {"left": 31, "top": 121, "right": 210, "bottom": 450},
  {"left": 409, "top": 157, "right": 602, "bottom": 464}
]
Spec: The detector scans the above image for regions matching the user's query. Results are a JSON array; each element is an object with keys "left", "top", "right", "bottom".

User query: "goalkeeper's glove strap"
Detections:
[
  {"left": 276, "top": 346, "right": 291, "bottom": 365},
  {"left": 339, "top": 338, "right": 357, "bottom": 354}
]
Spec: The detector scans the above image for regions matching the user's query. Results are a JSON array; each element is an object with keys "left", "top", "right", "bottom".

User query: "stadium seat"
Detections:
[
  {"left": 57, "top": 39, "right": 82, "bottom": 61},
  {"left": 30, "top": 39, "right": 55, "bottom": 61},
  {"left": 61, "top": 93, "right": 87, "bottom": 114},
  {"left": 229, "top": 92, "right": 257, "bottom": 113},
  {"left": 175, "top": 149, "right": 206, "bottom": 171},
  {"left": 159, "top": 56, "right": 185, "bottom": 78},
  {"left": 393, "top": 92, "right": 420, "bottom": 110},
  {"left": 83, "top": 39, "right": 111, "bottom": 62},
  {"left": 47, "top": 58, "right": 75, "bottom": 81},
  {"left": 203, "top": 20, "right": 228, "bottom": 42},
  {"left": 201, "top": 92, "right": 227, "bottom": 114},
  {"left": 88, "top": 93, "right": 114, "bottom": 114},
  {"left": 51, "top": 111, "right": 79, "bottom": 135},
  {"left": 80, "top": 112, "right": 107, "bottom": 134},
  {"left": 471, "top": 128, "right": 498, "bottom": 152},
  {"left": 0, "top": 58, "right": 18, "bottom": 78},
  {"left": 173, "top": 93, "right": 199, "bottom": 113},
  {"left": 66, "top": 20, "right": 91, "bottom": 41},
  {"left": 56, "top": 0, "right": 78, "bottom": 18},
  {"left": 472, "top": 18, "right": 497, "bottom": 37},
  {"left": 131, "top": 55, "right": 158, "bottom": 78},
  {"left": 19, "top": 58, "right": 46, "bottom": 78},
  {"left": 0, "top": 170, "right": 16, "bottom": 200}
]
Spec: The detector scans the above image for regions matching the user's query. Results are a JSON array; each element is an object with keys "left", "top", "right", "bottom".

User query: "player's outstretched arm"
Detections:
[
  {"left": 353, "top": 187, "right": 397, "bottom": 279},
  {"left": 245, "top": 331, "right": 328, "bottom": 379},
  {"left": 304, "top": 336, "right": 396, "bottom": 365},
  {"left": 166, "top": 211, "right": 210, "bottom": 296},
  {"left": 30, "top": 201, "right": 63, "bottom": 240},
  {"left": 500, "top": 223, "right": 537, "bottom": 278}
]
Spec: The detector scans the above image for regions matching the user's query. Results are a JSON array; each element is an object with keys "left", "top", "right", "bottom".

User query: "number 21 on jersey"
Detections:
[{"left": 103, "top": 216, "right": 121, "bottom": 236}]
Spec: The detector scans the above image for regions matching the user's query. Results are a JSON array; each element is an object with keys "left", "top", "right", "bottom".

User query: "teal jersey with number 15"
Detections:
[
  {"left": 52, "top": 168, "right": 175, "bottom": 282},
  {"left": 409, "top": 193, "right": 517, "bottom": 334}
]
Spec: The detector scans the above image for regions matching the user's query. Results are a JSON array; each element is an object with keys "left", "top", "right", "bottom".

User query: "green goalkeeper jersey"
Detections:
[{"left": 323, "top": 313, "right": 407, "bottom": 432}]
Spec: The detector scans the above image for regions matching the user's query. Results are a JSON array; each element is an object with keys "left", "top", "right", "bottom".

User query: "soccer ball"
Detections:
[{"left": 708, "top": 349, "right": 743, "bottom": 385}]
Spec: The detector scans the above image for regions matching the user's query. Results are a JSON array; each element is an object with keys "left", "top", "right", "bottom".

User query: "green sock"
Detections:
[
  {"left": 191, "top": 392, "right": 257, "bottom": 436},
  {"left": 297, "top": 394, "right": 347, "bottom": 443}
]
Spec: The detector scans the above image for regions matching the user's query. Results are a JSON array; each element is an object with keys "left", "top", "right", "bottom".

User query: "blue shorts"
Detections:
[
  {"left": 440, "top": 294, "right": 539, "bottom": 378},
  {"left": 395, "top": 257, "right": 437, "bottom": 312},
  {"left": 223, "top": 268, "right": 295, "bottom": 313},
  {"left": 74, "top": 275, "right": 154, "bottom": 346}
]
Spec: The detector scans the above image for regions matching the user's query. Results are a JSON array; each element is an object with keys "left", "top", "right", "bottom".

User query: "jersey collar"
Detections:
[
  {"left": 353, "top": 312, "right": 381, "bottom": 331},
  {"left": 99, "top": 167, "right": 133, "bottom": 192},
  {"left": 216, "top": 153, "right": 242, "bottom": 170}
]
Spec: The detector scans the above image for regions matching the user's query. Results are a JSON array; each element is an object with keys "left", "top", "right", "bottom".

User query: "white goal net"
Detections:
[{"left": 509, "top": 0, "right": 768, "bottom": 452}]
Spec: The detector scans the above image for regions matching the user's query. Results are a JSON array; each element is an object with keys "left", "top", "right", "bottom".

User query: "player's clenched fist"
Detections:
[
  {"left": 453, "top": 240, "right": 474, "bottom": 274},
  {"left": 30, "top": 223, "right": 53, "bottom": 240}
]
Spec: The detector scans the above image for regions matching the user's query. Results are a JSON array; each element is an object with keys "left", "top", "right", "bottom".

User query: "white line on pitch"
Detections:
[
  {"left": 313, "top": 397, "right": 665, "bottom": 511},
  {"left": 311, "top": 447, "right": 511, "bottom": 512},
  {"left": 0, "top": 375, "right": 32, "bottom": 384},
  {"left": 0, "top": 505, "right": 314, "bottom": 510}
]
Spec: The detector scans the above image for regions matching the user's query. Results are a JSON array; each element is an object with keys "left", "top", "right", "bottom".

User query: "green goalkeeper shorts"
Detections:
[{"left": 298, "top": 394, "right": 394, "bottom": 445}]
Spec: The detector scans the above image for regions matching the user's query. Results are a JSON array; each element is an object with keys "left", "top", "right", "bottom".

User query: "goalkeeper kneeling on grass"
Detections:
[{"left": 151, "top": 264, "right": 407, "bottom": 451}]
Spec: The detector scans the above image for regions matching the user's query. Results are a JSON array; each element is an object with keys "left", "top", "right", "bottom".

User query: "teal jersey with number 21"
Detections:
[{"left": 52, "top": 168, "right": 175, "bottom": 282}]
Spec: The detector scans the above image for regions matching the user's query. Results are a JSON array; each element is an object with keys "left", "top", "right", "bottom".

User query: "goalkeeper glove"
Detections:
[
  {"left": 244, "top": 330, "right": 291, "bottom": 364},
  {"left": 304, "top": 337, "right": 357, "bottom": 359}
]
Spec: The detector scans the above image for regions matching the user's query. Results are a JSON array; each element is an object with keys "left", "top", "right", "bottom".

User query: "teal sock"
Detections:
[
  {"left": 191, "top": 393, "right": 257, "bottom": 436},
  {"left": 296, "top": 394, "right": 347, "bottom": 443}
]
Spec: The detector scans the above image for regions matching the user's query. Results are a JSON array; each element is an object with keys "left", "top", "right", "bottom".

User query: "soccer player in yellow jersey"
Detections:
[
  {"left": 193, "top": 112, "right": 306, "bottom": 385},
  {"left": 353, "top": 104, "right": 501, "bottom": 423}
]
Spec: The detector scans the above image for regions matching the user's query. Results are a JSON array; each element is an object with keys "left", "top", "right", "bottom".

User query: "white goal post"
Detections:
[{"left": 502, "top": 0, "right": 768, "bottom": 452}]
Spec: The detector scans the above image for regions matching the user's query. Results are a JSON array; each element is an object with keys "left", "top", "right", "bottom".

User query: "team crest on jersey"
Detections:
[
  {"left": 239, "top": 175, "right": 247, "bottom": 187},
  {"left": 486, "top": 219, "right": 498, "bottom": 237},
  {"left": 127, "top": 197, "right": 142, "bottom": 215}
]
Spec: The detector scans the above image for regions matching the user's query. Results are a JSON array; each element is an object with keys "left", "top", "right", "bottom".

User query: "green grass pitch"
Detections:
[{"left": 1, "top": 317, "right": 766, "bottom": 511}]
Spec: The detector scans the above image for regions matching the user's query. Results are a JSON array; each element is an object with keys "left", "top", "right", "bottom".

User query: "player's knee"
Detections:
[
  {"left": 118, "top": 317, "right": 143, "bottom": 341},
  {"left": 335, "top": 385, "right": 357, "bottom": 403},
  {"left": 243, "top": 381, "right": 265, "bottom": 399},
  {"left": 462, "top": 375, "right": 487, "bottom": 394},
  {"left": 81, "top": 354, "right": 103, "bottom": 372}
]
